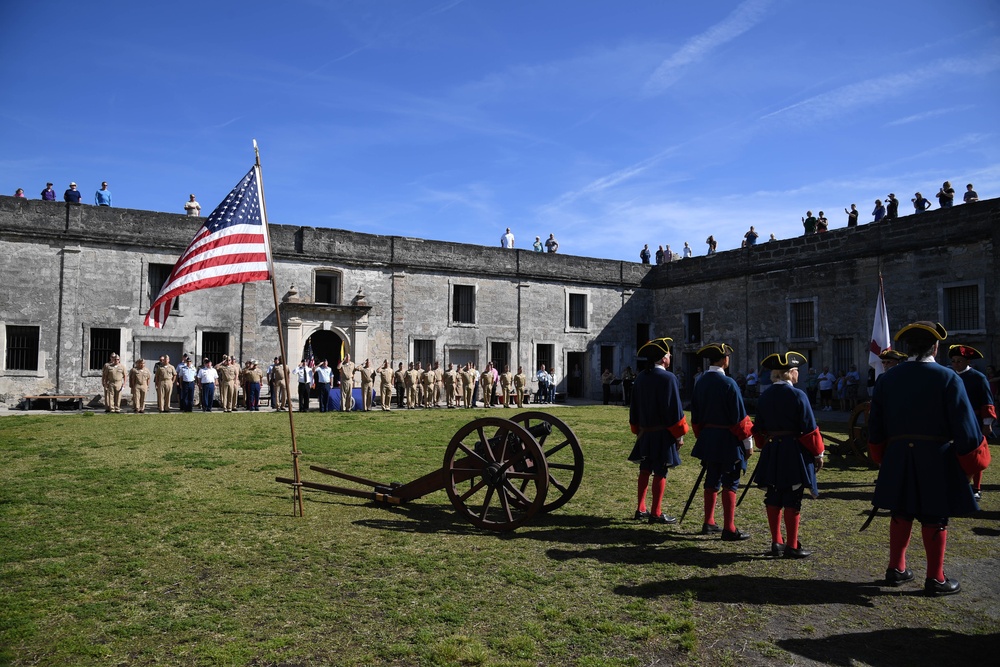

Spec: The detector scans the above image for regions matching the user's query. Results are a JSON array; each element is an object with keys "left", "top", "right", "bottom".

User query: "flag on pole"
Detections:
[
  {"left": 868, "top": 274, "right": 891, "bottom": 379},
  {"left": 145, "top": 166, "right": 272, "bottom": 328},
  {"left": 304, "top": 337, "right": 315, "bottom": 368}
]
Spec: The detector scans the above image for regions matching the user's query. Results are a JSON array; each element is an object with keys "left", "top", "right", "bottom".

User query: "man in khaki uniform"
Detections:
[
  {"left": 129, "top": 359, "right": 151, "bottom": 413},
  {"left": 500, "top": 365, "right": 514, "bottom": 408},
  {"left": 337, "top": 353, "right": 357, "bottom": 412},
  {"left": 217, "top": 356, "right": 240, "bottom": 413},
  {"left": 422, "top": 364, "right": 435, "bottom": 408},
  {"left": 443, "top": 363, "right": 457, "bottom": 408},
  {"left": 377, "top": 360, "right": 394, "bottom": 410},
  {"left": 480, "top": 362, "right": 494, "bottom": 408},
  {"left": 358, "top": 359, "right": 375, "bottom": 411},
  {"left": 404, "top": 362, "right": 416, "bottom": 409},
  {"left": 102, "top": 353, "right": 126, "bottom": 413},
  {"left": 271, "top": 357, "right": 288, "bottom": 410},
  {"left": 394, "top": 362, "right": 407, "bottom": 409},
  {"left": 433, "top": 361, "right": 444, "bottom": 407},
  {"left": 414, "top": 362, "right": 425, "bottom": 407},
  {"left": 155, "top": 355, "right": 176, "bottom": 413},
  {"left": 460, "top": 364, "right": 475, "bottom": 408},
  {"left": 514, "top": 366, "right": 528, "bottom": 408},
  {"left": 407, "top": 363, "right": 422, "bottom": 409},
  {"left": 245, "top": 360, "right": 265, "bottom": 411}
]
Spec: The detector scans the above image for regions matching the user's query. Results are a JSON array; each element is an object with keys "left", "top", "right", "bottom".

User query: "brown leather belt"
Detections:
[
  {"left": 765, "top": 431, "right": 797, "bottom": 437},
  {"left": 637, "top": 425, "right": 668, "bottom": 435}
]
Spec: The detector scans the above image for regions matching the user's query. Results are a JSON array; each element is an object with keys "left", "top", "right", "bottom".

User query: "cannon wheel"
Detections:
[
  {"left": 443, "top": 417, "right": 548, "bottom": 532},
  {"left": 509, "top": 411, "right": 584, "bottom": 513},
  {"left": 848, "top": 401, "right": 873, "bottom": 464}
]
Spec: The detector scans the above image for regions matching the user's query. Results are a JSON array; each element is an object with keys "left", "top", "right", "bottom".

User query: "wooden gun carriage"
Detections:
[{"left": 276, "top": 411, "right": 585, "bottom": 532}]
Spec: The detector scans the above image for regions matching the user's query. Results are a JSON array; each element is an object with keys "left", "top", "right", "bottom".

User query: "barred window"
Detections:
[
  {"left": 685, "top": 312, "right": 701, "bottom": 344},
  {"left": 943, "top": 284, "right": 979, "bottom": 331},
  {"left": 789, "top": 300, "right": 815, "bottom": 339},
  {"left": 453, "top": 285, "right": 475, "bottom": 324},
  {"left": 568, "top": 293, "right": 587, "bottom": 329},
  {"left": 149, "top": 263, "right": 180, "bottom": 311},
  {"left": 5, "top": 325, "right": 39, "bottom": 371},
  {"left": 202, "top": 332, "right": 229, "bottom": 365},
  {"left": 832, "top": 337, "right": 853, "bottom": 375},
  {"left": 490, "top": 342, "right": 510, "bottom": 372},
  {"left": 757, "top": 341, "right": 776, "bottom": 367},
  {"left": 414, "top": 339, "right": 435, "bottom": 367},
  {"left": 538, "top": 344, "right": 555, "bottom": 372},
  {"left": 89, "top": 328, "right": 121, "bottom": 370}
]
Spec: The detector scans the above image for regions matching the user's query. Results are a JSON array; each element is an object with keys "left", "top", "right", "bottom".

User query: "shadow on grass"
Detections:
[
  {"left": 616, "top": 573, "right": 889, "bottom": 606},
  {"left": 776, "top": 628, "right": 1000, "bottom": 664},
  {"left": 548, "top": 544, "right": 756, "bottom": 569}
]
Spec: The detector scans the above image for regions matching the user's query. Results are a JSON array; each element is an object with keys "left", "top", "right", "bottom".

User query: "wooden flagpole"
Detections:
[{"left": 254, "top": 139, "right": 305, "bottom": 517}]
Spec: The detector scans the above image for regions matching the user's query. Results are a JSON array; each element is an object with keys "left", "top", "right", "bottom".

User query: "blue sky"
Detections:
[{"left": 2, "top": 0, "right": 998, "bottom": 261}]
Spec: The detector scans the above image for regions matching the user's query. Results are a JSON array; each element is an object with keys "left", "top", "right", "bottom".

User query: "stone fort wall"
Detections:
[{"left": 0, "top": 195, "right": 996, "bottom": 403}]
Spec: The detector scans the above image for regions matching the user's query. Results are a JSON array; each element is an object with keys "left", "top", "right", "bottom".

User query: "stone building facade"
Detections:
[{"left": 0, "top": 195, "right": 996, "bottom": 405}]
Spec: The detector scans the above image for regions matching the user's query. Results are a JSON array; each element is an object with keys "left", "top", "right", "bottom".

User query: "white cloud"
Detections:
[{"left": 643, "top": 0, "right": 774, "bottom": 96}]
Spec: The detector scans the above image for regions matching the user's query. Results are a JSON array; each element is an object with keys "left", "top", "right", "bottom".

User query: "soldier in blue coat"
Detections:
[
  {"left": 948, "top": 344, "right": 997, "bottom": 500},
  {"left": 752, "top": 352, "right": 825, "bottom": 558},
  {"left": 628, "top": 338, "right": 689, "bottom": 525},
  {"left": 690, "top": 343, "right": 754, "bottom": 541},
  {"left": 868, "top": 322, "right": 991, "bottom": 596}
]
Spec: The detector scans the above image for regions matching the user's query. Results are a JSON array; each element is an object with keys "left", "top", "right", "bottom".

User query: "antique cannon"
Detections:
[{"left": 275, "top": 411, "right": 584, "bottom": 532}]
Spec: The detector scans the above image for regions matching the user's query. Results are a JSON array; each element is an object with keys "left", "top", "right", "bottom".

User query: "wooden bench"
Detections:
[{"left": 22, "top": 395, "right": 88, "bottom": 411}]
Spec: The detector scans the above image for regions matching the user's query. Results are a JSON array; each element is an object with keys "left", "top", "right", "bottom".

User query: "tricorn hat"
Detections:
[
  {"left": 760, "top": 351, "right": 807, "bottom": 371},
  {"left": 637, "top": 337, "right": 672, "bottom": 361},
  {"left": 948, "top": 344, "right": 983, "bottom": 360},
  {"left": 894, "top": 321, "right": 947, "bottom": 346},
  {"left": 879, "top": 349, "right": 908, "bottom": 362},
  {"left": 697, "top": 343, "right": 733, "bottom": 363}
]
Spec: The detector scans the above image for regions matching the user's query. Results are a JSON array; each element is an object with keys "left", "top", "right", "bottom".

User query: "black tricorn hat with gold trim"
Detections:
[
  {"left": 879, "top": 349, "right": 908, "bottom": 362},
  {"left": 697, "top": 343, "right": 733, "bottom": 363},
  {"left": 637, "top": 337, "right": 672, "bottom": 361},
  {"left": 948, "top": 344, "right": 983, "bottom": 360},
  {"left": 760, "top": 351, "right": 807, "bottom": 371},
  {"left": 894, "top": 321, "right": 947, "bottom": 346}
]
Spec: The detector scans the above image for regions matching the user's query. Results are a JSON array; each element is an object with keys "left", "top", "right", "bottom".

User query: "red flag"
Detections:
[{"left": 145, "top": 166, "right": 272, "bottom": 328}]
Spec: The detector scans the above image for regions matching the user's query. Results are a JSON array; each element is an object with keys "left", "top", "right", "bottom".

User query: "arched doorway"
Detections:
[{"left": 305, "top": 330, "right": 345, "bottom": 366}]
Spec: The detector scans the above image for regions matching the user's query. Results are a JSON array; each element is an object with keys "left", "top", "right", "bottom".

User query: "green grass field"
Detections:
[{"left": 1, "top": 406, "right": 997, "bottom": 666}]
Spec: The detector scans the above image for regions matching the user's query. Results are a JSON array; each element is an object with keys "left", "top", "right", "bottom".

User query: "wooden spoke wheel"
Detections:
[
  {"left": 443, "top": 417, "right": 549, "bottom": 532},
  {"left": 848, "top": 402, "right": 873, "bottom": 464},
  {"left": 509, "top": 411, "right": 584, "bottom": 513}
]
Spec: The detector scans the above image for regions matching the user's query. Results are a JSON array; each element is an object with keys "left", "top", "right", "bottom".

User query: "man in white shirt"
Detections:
[
  {"left": 501, "top": 228, "right": 514, "bottom": 248},
  {"left": 196, "top": 359, "right": 219, "bottom": 412},
  {"left": 314, "top": 360, "right": 333, "bottom": 412},
  {"left": 296, "top": 361, "right": 314, "bottom": 412},
  {"left": 817, "top": 366, "right": 836, "bottom": 411}
]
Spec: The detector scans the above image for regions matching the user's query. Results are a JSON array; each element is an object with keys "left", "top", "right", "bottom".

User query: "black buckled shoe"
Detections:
[
  {"left": 783, "top": 542, "right": 812, "bottom": 558},
  {"left": 924, "top": 577, "right": 961, "bottom": 596},
  {"left": 701, "top": 523, "right": 722, "bottom": 535},
  {"left": 648, "top": 513, "right": 677, "bottom": 525},
  {"left": 721, "top": 529, "right": 751, "bottom": 541},
  {"left": 973, "top": 488, "right": 982, "bottom": 501},
  {"left": 633, "top": 510, "right": 650, "bottom": 520},
  {"left": 770, "top": 542, "right": 786, "bottom": 557},
  {"left": 884, "top": 567, "right": 914, "bottom": 586}
]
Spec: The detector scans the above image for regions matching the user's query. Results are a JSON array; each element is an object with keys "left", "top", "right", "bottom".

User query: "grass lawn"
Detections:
[{"left": 1, "top": 406, "right": 997, "bottom": 666}]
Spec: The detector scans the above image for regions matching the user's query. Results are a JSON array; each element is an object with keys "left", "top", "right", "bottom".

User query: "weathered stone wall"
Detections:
[
  {"left": 0, "top": 197, "right": 647, "bottom": 402},
  {"left": 646, "top": 201, "right": 999, "bottom": 392}
]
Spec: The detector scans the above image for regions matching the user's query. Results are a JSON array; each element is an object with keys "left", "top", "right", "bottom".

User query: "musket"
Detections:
[
  {"left": 736, "top": 457, "right": 759, "bottom": 507},
  {"left": 679, "top": 465, "right": 707, "bottom": 524}
]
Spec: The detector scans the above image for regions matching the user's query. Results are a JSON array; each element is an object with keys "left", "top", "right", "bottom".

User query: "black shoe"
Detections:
[
  {"left": 973, "top": 489, "right": 982, "bottom": 501},
  {"left": 721, "top": 529, "right": 751, "bottom": 541},
  {"left": 770, "top": 542, "right": 786, "bottom": 557},
  {"left": 783, "top": 542, "right": 812, "bottom": 558},
  {"left": 884, "top": 567, "right": 914, "bottom": 586},
  {"left": 634, "top": 510, "right": 650, "bottom": 520},
  {"left": 701, "top": 523, "right": 723, "bottom": 535},
  {"left": 648, "top": 513, "right": 677, "bottom": 525},
  {"left": 924, "top": 577, "right": 961, "bottom": 596}
]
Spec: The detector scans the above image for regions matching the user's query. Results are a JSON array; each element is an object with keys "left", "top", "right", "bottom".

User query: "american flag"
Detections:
[
  {"left": 145, "top": 166, "right": 272, "bottom": 328},
  {"left": 304, "top": 337, "right": 315, "bottom": 368}
]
